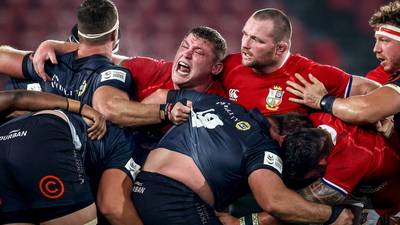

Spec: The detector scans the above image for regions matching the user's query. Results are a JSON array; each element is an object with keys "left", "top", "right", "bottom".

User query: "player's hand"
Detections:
[
  {"left": 286, "top": 73, "right": 328, "bottom": 109},
  {"left": 375, "top": 116, "right": 394, "bottom": 138},
  {"left": 169, "top": 100, "right": 192, "bottom": 125},
  {"left": 80, "top": 104, "right": 107, "bottom": 140},
  {"left": 33, "top": 40, "right": 78, "bottom": 81},
  {"left": 215, "top": 212, "right": 240, "bottom": 225},
  {"left": 331, "top": 209, "right": 354, "bottom": 225},
  {"left": 33, "top": 40, "right": 58, "bottom": 81}
]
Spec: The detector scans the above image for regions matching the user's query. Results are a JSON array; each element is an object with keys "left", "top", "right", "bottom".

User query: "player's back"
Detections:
[
  {"left": 310, "top": 112, "right": 400, "bottom": 186},
  {"left": 22, "top": 52, "right": 133, "bottom": 106},
  {"left": 157, "top": 91, "right": 281, "bottom": 210}
]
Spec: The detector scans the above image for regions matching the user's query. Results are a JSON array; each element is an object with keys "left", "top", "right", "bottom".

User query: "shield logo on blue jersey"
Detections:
[{"left": 78, "top": 80, "right": 87, "bottom": 96}]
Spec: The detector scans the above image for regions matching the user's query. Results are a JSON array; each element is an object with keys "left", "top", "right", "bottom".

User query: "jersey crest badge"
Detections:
[
  {"left": 265, "top": 86, "right": 284, "bottom": 111},
  {"left": 78, "top": 80, "right": 87, "bottom": 96},
  {"left": 235, "top": 121, "right": 251, "bottom": 131}
]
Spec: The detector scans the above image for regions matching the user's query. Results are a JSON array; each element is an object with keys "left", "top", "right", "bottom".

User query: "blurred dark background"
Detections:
[{"left": 0, "top": 0, "right": 390, "bottom": 89}]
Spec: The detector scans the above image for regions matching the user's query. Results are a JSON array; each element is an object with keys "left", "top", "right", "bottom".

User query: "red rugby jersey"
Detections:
[
  {"left": 222, "top": 53, "right": 351, "bottom": 116},
  {"left": 123, "top": 56, "right": 226, "bottom": 101},
  {"left": 310, "top": 112, "right": 400, "bottom": 215},
  {"left": 366, "top": 65, "right": 391, "bottom": 85}
]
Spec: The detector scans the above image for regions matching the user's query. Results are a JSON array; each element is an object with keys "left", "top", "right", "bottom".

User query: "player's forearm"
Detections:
[
  {"left": 44, "top": 40, "right": 78, "bottom": 54},
  {"left": 264, "top": 188, "right": 332, "bottom": 223},
  {"left": 99, "top": 98, "right": 162, "bottom": 126},
  {"left": 250, "top": 171, "right": 332, "bottom": 224},
  {"left": 256, "top": 212, "right": 281, "bottom": 225},
  {"left": 298, "top": 179, "right": 347, "bottom": 205},
  {"left": 0, "top": 90, "right": 68, "bottom": 113},
  {"left": 0, "top": 45, "right": 29, "bottom": 78},
  {"left": 332, "top": 96, "right": 384, "bottom": 124}
]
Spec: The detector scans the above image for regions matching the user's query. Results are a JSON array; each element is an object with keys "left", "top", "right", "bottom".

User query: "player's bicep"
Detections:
[
  {"left": 0, "top": 46, "right": 30, "bottom": 79},
  {"left": 93, "top": 85, "right": 130, "bottom": 117},
  {"left": 348, "top": 76, "right": 381, "bottom": 96},
  {"left": 297, "top": 178, "right": 346, "bottom": 205},
  {"left": 335, "top": 86, "right": 400, "bottom": 123}
]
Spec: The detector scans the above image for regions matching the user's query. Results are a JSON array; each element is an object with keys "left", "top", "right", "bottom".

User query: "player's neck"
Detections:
[
  {"left": 174, "top": 77, "right": 214, "bottom": 93},
  {"left": 254, "top": 51, "right": 290, "bottom": 74},
  {"left": 76, "top": 43, "right": 113, "bottom": 60}
]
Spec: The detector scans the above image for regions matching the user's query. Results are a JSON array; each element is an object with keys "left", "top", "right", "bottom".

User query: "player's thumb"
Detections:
[
  {"left": 49, "top": 51, "right": 58, "bottom": 64},
  {"left": 186, "top": 100, "right": 193, "bottom": 108}
]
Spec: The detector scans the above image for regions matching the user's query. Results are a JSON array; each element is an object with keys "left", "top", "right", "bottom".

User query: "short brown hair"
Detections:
[
  {"left": 369, "top": 1, "right": 400, "bottom": 28},
  {"left": 77, "top": 0, "right": 118, "bottom": 43},
  {"left": 252, "top": 8, "right": 292, "bottom": 43},
  {"left": 186, "top": 26, "right": 227, "bottom": 61}
]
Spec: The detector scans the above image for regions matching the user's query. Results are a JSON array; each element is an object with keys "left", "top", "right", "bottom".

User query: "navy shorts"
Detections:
[
  {"left": 0, "top": 114, "right": 93, "bottom": 223},
  {"left": 132, "top": 171, "right": 222, "bottom": 225}
]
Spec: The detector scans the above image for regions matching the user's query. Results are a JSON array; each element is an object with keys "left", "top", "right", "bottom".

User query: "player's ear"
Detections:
[
  {"left": 211, "top": 62, "right": 223, "bottom": 76},
  {"left": 276, "top": 41, "right": 288, "bottom": 56}
]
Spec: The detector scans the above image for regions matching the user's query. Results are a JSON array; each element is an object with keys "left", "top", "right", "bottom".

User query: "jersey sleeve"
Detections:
[
  {"left": 299, "top": 63, "right": 352, "bottom": 98},
  {"left": 102, "top": 125, "right": 140, "bottom": 180},
  {"left": 243, "top": 132, "right": 283, "bottom": 177},
  {"left": 96, "top": 67, "right": 135, "bottom": 97},
  {"left": 323, "top": 142, "right": 372, "bottom": 195},
  {"left": 21, "top": 53, "right": 47, "bottom": 82},
  {"left": 366, "top": 66, "right": 391, "bottom": 85},
  {"left": 166, "top": 90, "right": 207, "bottom": 105}
]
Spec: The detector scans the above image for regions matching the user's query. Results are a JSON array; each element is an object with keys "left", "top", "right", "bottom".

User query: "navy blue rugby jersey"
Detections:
[
  {"left": 0, "top": 110, "right": 139, "bottom": 186},
  {"left": 157, "top": 90, "right": 282, "bottom": 211},
  {"left": 65, "top": 112, "right": 139, "bottom": 186},
  {"left": 21, "top": 52, "right": 134, "bottom": 106},
  {"left": 5, "top": 78, "right": 42, "bottom": 91}
]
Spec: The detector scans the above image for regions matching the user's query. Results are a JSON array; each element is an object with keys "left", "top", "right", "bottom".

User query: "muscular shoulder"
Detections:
[
  {"left": 122, "top": 56, "right": 171, "bottom": 74},
  {"left": 366, "top": 66, "right": 391, "bottom": 85},
  {"left": 222, "top": 53, "right": 242, "bottom": 73}
]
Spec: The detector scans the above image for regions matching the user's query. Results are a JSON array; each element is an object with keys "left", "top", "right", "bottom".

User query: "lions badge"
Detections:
[{"left": 265, "top": 86, "right": 284, "bottom": 111}]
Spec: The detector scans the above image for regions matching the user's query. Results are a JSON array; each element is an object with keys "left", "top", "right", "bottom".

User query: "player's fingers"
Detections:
[
  {"left": 48, "top": 51, "right": 58, "bottom": 64},
  {"left": 34, "top": 60, "right": 51, "bottom": 81},
  {"left": 294, "top": 73, "right": 311, "bottom": 86},
  {"left": 286, "top": 86, "right": 304, "bottom": 97},
  {"left": 186, "top": 100, "right": 193, "bottom": 108},
  {"left": 288, "top": 97, "right": 305, "bottom": 104},
  {"left": 88, "top": 117, "right": 106, "bottom": 140},
  {"left": 92, "top": 122, "right": 106, "bottom": 140},
  {"left": 180, "top": 105, "right": 191, "bottom": 114},
  {"left": 286, "top": 80, "right": 305, "bottom": 92},
  {"left": 179, "top": 112, "right": 190, "bottom": 120},
  {"left": 309, "top": 73, "right": 323, "bottom": 85}
]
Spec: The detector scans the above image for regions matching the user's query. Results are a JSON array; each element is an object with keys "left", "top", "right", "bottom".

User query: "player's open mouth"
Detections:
[
  {"left": 377, "top": 56, "right": 386, "bottom": 66},
  {"left": 242, "top": 50, "right": 252, "bottom": 58},
  {"left": 177, "top": 61, "right": 191, "bottom": 75}
]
